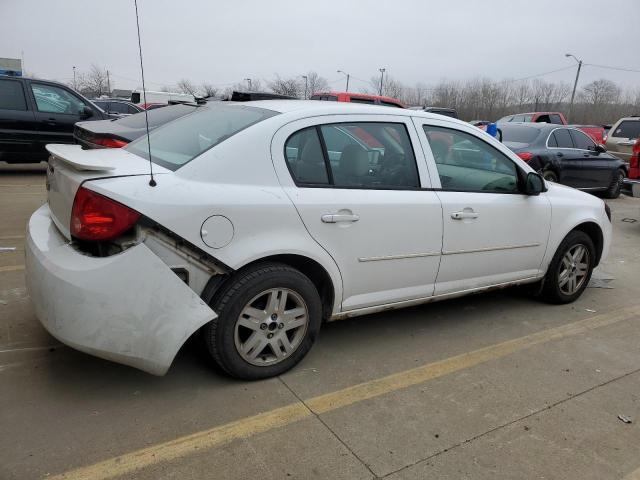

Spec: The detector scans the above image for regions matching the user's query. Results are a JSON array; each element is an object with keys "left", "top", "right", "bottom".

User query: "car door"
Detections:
[
  {"left": 0, "top": 78, "right": 40, "bottom": 161},
  {"left": 28, "top": 81, "right": 98, "bottom": 147},
  {"left": 414, "top": 118, "right": 551, "bottom": 295},
  {"left": 569, "top": 128, "right": 612, "bottom": 189},
  {"left": 546, "top": 128, "right": 585, "bottom": 187},
  {"left": 272, "top": 114, "right": 443, "bottom": 312}
]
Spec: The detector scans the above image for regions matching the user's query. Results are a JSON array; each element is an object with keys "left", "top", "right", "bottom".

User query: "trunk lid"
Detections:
[{"left": 45, "top": 144, "right": 169, "bottom": 239}]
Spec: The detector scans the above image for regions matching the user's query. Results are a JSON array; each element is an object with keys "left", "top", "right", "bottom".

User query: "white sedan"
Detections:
[{"left": 26, "top": 101, "right": 611, "bottom": 379}]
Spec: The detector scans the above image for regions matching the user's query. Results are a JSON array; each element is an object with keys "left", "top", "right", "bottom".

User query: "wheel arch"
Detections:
[
  {"left": 203, "top": 254, "right": 337, "bottom": 322},
  {"left": 572, "top": 221, "right": 604, "bottom": 266}
]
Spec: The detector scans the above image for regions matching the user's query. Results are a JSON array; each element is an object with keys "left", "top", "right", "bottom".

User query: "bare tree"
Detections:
[
  {"left": 200, "top": 83, "right": 218, "bottom": 98},
  {"left": 580, "top": 79, "right": 621, "bottom": 106},
  {"left": 77, "top": 64, "right": 110, "bottom": 97},
  {"left": 268, "top": 75, "right": 302, "bottom": 97},
  {"left": 305, "top": 71, "right": 328, "bottom": 97},
  {"left": 176, "top": 79, "right": 197, "bottom": 96}
]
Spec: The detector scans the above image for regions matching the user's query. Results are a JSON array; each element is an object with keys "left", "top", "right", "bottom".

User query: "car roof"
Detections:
[{"left": 499, "top": 122, "right": 561, "bottom": 132}]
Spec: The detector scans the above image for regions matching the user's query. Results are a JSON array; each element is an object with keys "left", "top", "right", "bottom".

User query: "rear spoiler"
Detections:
[{"left": 46, "top": 144, "right": 116, "bottom": 171}]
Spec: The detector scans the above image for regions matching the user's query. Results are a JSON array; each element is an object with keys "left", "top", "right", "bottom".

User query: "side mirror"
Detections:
[
  {"left": 79, "top": 106, "right": 93, "bottom": 119},
  {"left": 525, "top": 172, "right": 545, "bottom": 196},
  {"left": 594, "top": 144, "right": 606, "bottom": 154}
]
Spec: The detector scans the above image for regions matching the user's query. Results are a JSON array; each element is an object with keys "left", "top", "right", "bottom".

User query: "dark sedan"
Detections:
[
  {"left": 74, "top": 103, "right": 198, "bottom": 148},
  {"left": 500, "top": 123, "right": 627, "bottom": 198}
]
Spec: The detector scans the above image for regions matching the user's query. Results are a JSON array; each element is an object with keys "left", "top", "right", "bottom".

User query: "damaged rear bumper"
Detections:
[{"left": 25, "top": 204, "right": 216, "bottom": 375}]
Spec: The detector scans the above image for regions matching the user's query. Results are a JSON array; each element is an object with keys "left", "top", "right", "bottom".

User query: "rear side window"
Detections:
[
  {"left": 126, "top": 104, "right": 278, "bottom": 171},
  {"left": 612, "top": 121, "right": 640, "bottom": 139},
  {"left": 285, "top": 122, "right": 420, "bottom": 189},
  {"left": 350, "top": 97, "right": 375, "bottom": 104},
  {"left": 570, "top": 129, "right": 595, "bottom": 150},
  {"left": 550, "top": 129, "right": 573, "bottom": 148},
  {"left": 0, "top": 79, "right": 27, "bottom": 111},
  {"left": 108, "top": 102, "right": 130, "bottom": 114},
  {"left": 284, "top": 127, "right": 329, "bottom": 185},
  {"left": 549, "top": 114, "right": 563, "bottom": 125}
]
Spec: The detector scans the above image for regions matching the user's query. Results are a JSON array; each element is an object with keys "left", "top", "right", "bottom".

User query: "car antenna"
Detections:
[{"left": 134, "top": 0, "right": 156, "bottom": 187}]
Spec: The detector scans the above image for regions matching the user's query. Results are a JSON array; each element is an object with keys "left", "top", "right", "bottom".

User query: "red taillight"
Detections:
[
  {"left": 517, "top": 152, "right": 533, "bottom": 162},
  {"left": 93, "top": 137, "right": 129, "bottom": 148},
  {"left": 71, "top": 187, "right": 140, "bottom": 241},
  {"left": 630, "top": 138, "right": 640, "bottom": 180}
]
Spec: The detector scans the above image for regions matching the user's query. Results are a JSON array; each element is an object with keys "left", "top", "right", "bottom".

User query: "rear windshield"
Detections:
[
  {"left": 500, "top": 125, "right": 541, "bottom": 145},
  {"left": 126, "top": 104, "right": 277, "bottom": 170}
]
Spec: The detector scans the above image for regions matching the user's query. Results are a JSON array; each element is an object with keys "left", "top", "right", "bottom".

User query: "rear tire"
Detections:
[
  {"left": 603, "top": 169, "right": 624, "bottom": 199},
  {"left": 542, "top": 170, "right": 558, "bottom": 183},
  {"left": 539, "top": 231, "right": 595, "bottom": 304},
  {"left": 203, "top": 263, "right": 322, "bottom": 380}
]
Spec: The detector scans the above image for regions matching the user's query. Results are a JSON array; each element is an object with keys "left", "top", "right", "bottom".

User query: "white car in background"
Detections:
[{"left": 26, "top": 101, "right": 612, "bottom": 379}]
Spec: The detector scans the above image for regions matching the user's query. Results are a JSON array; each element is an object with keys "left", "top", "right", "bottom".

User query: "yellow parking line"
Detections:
[
  {"left": 0, "top": 265, "right": 25, "bottom": 273},
  {"left": 50, "top": 304, "right": 640, "bottom": 480}
]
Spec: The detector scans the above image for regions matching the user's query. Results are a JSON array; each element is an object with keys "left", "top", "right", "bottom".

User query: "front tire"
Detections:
[
  {"left": 603, "top": 169, "right": 624, "bottom": 199},
  {"left": 203, "top": 263, "right": 322, "bottom": 379},
  {"left": 542, "top": 170, "right": 558, "bottom": 183},
  {"left": 539, "top": 231, "right": 595, "bottom": 304}
]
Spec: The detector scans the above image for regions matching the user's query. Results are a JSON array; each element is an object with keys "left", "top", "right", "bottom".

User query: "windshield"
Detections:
[
  {"left": 126, "top": 104, "right": 278, "bottom": 170},
  {"left": 500, "top": 125, "right": 541, "bottom": 146}
]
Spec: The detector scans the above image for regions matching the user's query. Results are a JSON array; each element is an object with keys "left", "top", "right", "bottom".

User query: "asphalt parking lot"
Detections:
[{"left": 1, "top": 162, "right": 640, "bottom": 480}]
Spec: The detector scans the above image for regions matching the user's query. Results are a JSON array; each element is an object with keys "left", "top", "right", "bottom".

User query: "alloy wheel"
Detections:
[
  {"left": 234, "top": 288, "right": 309, "bottom": 366},
  {"left": 557, "top": 244, "right": 590, "bottom": 295}
]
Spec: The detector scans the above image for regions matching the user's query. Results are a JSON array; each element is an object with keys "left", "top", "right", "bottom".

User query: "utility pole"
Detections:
[
  {"left": 245, "top": 78, "right": 252, "bottom": 91},
  {"left": 301, "top": 75, "right": 308, "bottom": 99},
  {"left": 337, "top": 70, "right": 350, "bottom": 92},
  {"left": 565, "top": 53, "right": 583, "bottom": 123},
  {"left": 379, "top": 68, "right": 386, "bottom": 96},
  {"left": 73, "top": 66, "right": 76, "bottom": 90},
  {"left": 106, "top": 69, "right": 111, "bottom": 95}
]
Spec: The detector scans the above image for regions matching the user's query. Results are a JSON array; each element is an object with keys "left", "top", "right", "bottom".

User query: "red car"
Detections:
[{"left": 310, "top": 91, "right": 405, "bottom": 108}]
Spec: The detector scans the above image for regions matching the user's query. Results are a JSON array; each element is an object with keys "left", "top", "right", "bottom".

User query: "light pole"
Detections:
[
  {"left": 378, "top": 68, "right": 386, "bottom": 96},
  {"left": 73, "top": 66, "right": 76, "bottom": 90},
  {"left": 565, "top": 53, "right": 583, "bottom": 122},
  {"left": 244, "top": 78, "right": 252, "bottom": 91},
  {"left": 337, "top": 70, "right": 350, "bottom": 92},
  {"left": 301, "top": 75, "right": 308, "bottom": 99}
]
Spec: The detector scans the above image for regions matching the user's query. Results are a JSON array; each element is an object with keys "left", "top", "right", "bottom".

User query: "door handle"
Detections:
[
  {"left": 44, "top": 118, "right": 57, "bottom": 126},
  {"left": 321, "top": 213, "right": 360, "bottom": 223},
  {"left": 451, "top": 211, "right": 479, "bottom": 220},
  {"left": 556, "top": 152, "right": 564, "bottom": 157}
]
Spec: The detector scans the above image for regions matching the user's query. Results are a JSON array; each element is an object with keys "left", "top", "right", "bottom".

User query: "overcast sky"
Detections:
[{"left": 2, "top": 0, "right": 639, "bottom": 92}]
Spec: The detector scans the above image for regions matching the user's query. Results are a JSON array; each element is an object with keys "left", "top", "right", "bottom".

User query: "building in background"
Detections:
[{"left": 0, "top": 58, "right": 22, "bottom": 76}]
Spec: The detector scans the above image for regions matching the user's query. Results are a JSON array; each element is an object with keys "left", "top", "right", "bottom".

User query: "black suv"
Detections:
[{"left": 0, "top": 76, "right": 109, "bottom": 163}]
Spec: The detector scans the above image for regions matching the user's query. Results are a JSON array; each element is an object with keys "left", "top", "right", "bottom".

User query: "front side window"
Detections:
[
  {"left": 570, "top": 129, "right": 595, "bottom": 150},
  {"left": 0, "top": 79, "right": 27, "bottom": 111},
  {"left": 424, "top": 125, "right": 519, "bottom": 193},
  {"left": 126, "top": 104, "right": 277, "bottom": 171},
  {"left": 31, "top": 83, "right": 87, "bottom": 114},
  {"left": 284, "top": 122, "right": 420, "bottom": 189},
  {"left": 612, "top": 121, "right": 640, "bottom": 139},
  {"left": 550, "top": 129, "right": 573, "bottom": 148}
]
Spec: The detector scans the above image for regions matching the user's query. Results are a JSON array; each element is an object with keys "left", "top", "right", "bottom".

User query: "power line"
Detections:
[
  {"left": 585, "top": 63, "right": 640, "bottom": 74},
  {"left": 504, "top": 65, "right": 576, "bottom": 83}
]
